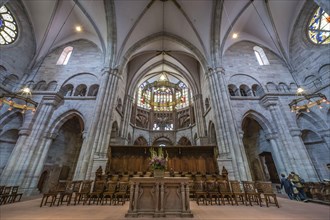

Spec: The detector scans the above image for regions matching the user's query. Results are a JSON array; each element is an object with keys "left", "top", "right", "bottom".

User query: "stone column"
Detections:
[
  {"left": 265, "top": 133, "right": 287, "bottom": 175},
  {"left": 207, "top": 67, "right": 250, "bottom": 181},
  {"left": 0, "top": 93, "right": 63, "bottom": 188},
  {"left": 260, "top": 96, "right": 319, "bottom": 181},
  {"left": 75, "top": 68, "right": 120, "bottom": 180},
  {"left": 260, "top": 96, "right": 300, "bottom": 172},
  {"left": 22, "top": 134, "right": 55, "bottom": 194},
  {"left": 193, "top": 94, "right": 207, "bottom": 144},
  {"left": 120, "top": 94, "right": 134, "bottom": 143},
  {"left": 290, "top": 128, "right": 319, "bottom": 181}
]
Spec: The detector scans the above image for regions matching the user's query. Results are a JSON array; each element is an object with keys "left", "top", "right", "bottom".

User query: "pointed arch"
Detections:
[
  {"left": 241, "top": 110, "right": 274, "bottom": 134},
  {"left": 48, "top": 110, "right": 85, "bottom": 136},
  {"left": 133, "top": 136, "right": 148, "bottom": 146},
  {"left": 177, "top": 136, "right": 192, "bottom": 146}
]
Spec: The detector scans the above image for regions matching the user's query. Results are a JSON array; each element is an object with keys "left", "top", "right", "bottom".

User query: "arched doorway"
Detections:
[
  {"left": 39, "top": 116, "right": 83, "bottom": 193},
  {"left": 242, "top": 117, "right": 279, "bottom": 183},
  {"left": 302, "top": 129, "right": 329, "bottom": 180}
]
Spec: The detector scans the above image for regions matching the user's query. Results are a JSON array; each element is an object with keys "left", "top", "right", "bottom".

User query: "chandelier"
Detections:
[
  {"left": 0, "top": 87, "right": 38, "bottom": 113},
  {"left": 140, "top": 73, "right": 185, "bottom": 108},
  {"left": 288, "top": 88, "right": 330, "bottom": 113}
]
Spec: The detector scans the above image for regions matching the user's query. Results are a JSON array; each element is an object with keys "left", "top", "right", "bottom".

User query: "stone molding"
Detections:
[{"left": 260, "top": 96, "right": 279, "bottom": 109}]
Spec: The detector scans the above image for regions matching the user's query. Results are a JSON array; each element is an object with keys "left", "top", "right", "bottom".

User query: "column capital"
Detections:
[
  {"left": 289, "top": 129, "right": 301, "bottom": 137},
  {"left": 126, "top": 94, "right": 135, "bottom": 102},
  {"left": 41, "top": 92, "right": 64, "bottom": 106},
  {"left": 44, "top": 132, "right": 58, "bottom": 139},
  {"left": 207, "top": 66, "right": 225, "bottom": 78},
  {"left": 265, "top": 132, "right": 278, "bottom": 140},
  {"left": 102, "top": 67, "right": 119, "bottom": 77},
  {"left": 260, "top": 96, "right": 279, "bottom": 109},
  {"left": 18, "top": 128, "right": 31, "bottom": 136},
  {"left": 193, "top": 94, "right": 202, "bottom": 101}
]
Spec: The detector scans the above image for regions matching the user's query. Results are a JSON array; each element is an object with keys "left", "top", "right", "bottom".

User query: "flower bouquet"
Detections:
[{"left": 149, "top": 147, "right": 168, "bottom": 171}]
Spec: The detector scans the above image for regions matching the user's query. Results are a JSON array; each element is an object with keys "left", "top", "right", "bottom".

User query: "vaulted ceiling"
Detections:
[{"left": 21, "top": 0, "right": 305, "bottom": 71}]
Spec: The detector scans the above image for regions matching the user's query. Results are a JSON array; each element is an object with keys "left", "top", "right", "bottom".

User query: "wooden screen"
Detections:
[{"left": 106, "top": 145, "right": 219, "bottom": 174}]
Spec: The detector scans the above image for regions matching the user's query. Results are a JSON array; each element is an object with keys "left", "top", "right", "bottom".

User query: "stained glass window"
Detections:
[
  {"left": 0, "top": 5, "right": 18, "bottom": 45},
  {"left": 308, "top": 7, "right": 330, "bottom": 44}
]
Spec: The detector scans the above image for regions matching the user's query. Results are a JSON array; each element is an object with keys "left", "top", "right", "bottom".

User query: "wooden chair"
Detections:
[
  {"left": 230, "top": 181, "right": 245, "bottom": 205},
  {"left": 255, "top": 181, "right": 279, "bottom": 208},
  {"left": 40, "top": 181, "right": 65, "bottom": 207},
  {"left": 193, "top": 181, "right": 208, "bottom": 205},
  {"left": 242, "top": 181, "right": 262, "bottom": 207},
  {"left": 7, "top": 186, "right": 23, "bottom": 203},
  {"left": 85, "top": 180, "right": 105, "bottom": 205},
  {"left": 0, "top": 186, "right": 12, "bottom": 205},
  {"left": 206, "top": 181, "right": 220, "bottom": 205},
  {"left": 74, "top": 180, "right": 93, "bottom": 205},
  {"left": 102, "top": 181, "right": 117, "bottom": 205},
  {"left": 57, "top": 181, "right": 82, "bottom": 206},
  {"left": 218, "top": 180, "right": 235, "bottom": 205},
  {"left": 114, "top": 182, "right": 129, "bottom": 205}
]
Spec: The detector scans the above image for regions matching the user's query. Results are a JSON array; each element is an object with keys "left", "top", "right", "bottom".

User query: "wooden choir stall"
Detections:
[{"left": 98, "top": 145, "right": 227, "bottom": 218}]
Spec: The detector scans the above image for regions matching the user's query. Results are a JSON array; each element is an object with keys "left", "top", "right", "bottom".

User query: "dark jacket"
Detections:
[{"left": 281, "top": 176, "right": 293, "bottom": 194}]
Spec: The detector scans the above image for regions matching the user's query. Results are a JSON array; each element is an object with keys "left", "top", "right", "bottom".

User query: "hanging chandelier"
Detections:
[
  {"left": 140, "top": 73, "right": 185, "bottom": 108},
  {"left": 288, "top": 88, "right": 329, "bottom": 113},
  {"left": 0, "top": 87, "right": 38, "bottom": 113}
]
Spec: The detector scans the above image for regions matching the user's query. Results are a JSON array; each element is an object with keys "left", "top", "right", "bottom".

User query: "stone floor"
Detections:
[{"left": 1, "top": 196, "right": 329, "bottom": 220}]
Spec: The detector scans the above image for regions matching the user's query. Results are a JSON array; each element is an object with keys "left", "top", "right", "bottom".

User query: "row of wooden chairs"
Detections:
[
  {"left": 0, "top": 186, "right": 23, "bottom": 205},
  {"left": 190, "top": 180, "right": 279, "bottom": 208},
  {"left": 304, "top": 182, "right": 330, "bottom": 201},
  {"left": 40, "top": 180, "right": 130, "bottom": 207}
]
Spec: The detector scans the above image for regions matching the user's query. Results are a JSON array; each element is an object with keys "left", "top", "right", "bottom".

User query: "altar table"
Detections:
[{"left": 125, "top": 177, "right": 193, "bottom": 218}]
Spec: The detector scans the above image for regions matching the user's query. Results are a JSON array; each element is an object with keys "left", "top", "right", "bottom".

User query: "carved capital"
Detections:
[
  {"left": 18, "top": 128, "right": 31, "bottom": 136},
  {"left": 260, "top": 96, "right": 279, "bottom": 109},
  {"left": 41, "top": 92, "right": 64, "bottom": 106},
  {"left": 44, "top": 132, "right": 58, "bottom": 139},
  {"left": 265, "top": 132, "right": 278, "bottom": 140},
  {"left": 193, "top": 94, "right": 202, "bottom": 101},
  {"left": 289, "top": 129, "right": 301, "bottom": 137}
]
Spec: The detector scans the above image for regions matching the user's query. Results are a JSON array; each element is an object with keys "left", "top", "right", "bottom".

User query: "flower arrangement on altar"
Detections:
[{"left": 149, "top": 147, "right": 168, "bottom": 170}]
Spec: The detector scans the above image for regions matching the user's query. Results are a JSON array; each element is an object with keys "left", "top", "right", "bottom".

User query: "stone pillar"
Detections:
[
  {"left": 265, "top": 133, "right": 287, "bottom": 176},
  {"left": 0, "top": 93, "right": 63, "bottom": 189},
  {"left": 75, "top": 68, "right": 120, "bottom": 180},
  {"left": 192, "top": 94, "right": 207, "bottom": 144},
  {"left": 120, "top": 94, "right": 134, "bottom": 143},
  {"left": 290, "top": 128, "right": 319, "bottom": 181},
  {"left": 260, "top": 96, "right": 319, "bottom": 181},
  {"left": 207, "top": 67, "right": 250, "bottom": 181}
]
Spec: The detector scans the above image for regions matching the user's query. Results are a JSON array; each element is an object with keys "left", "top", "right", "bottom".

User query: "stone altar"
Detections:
[{"left": 125, "top": 177, "right": 193, "bottom": 218}]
